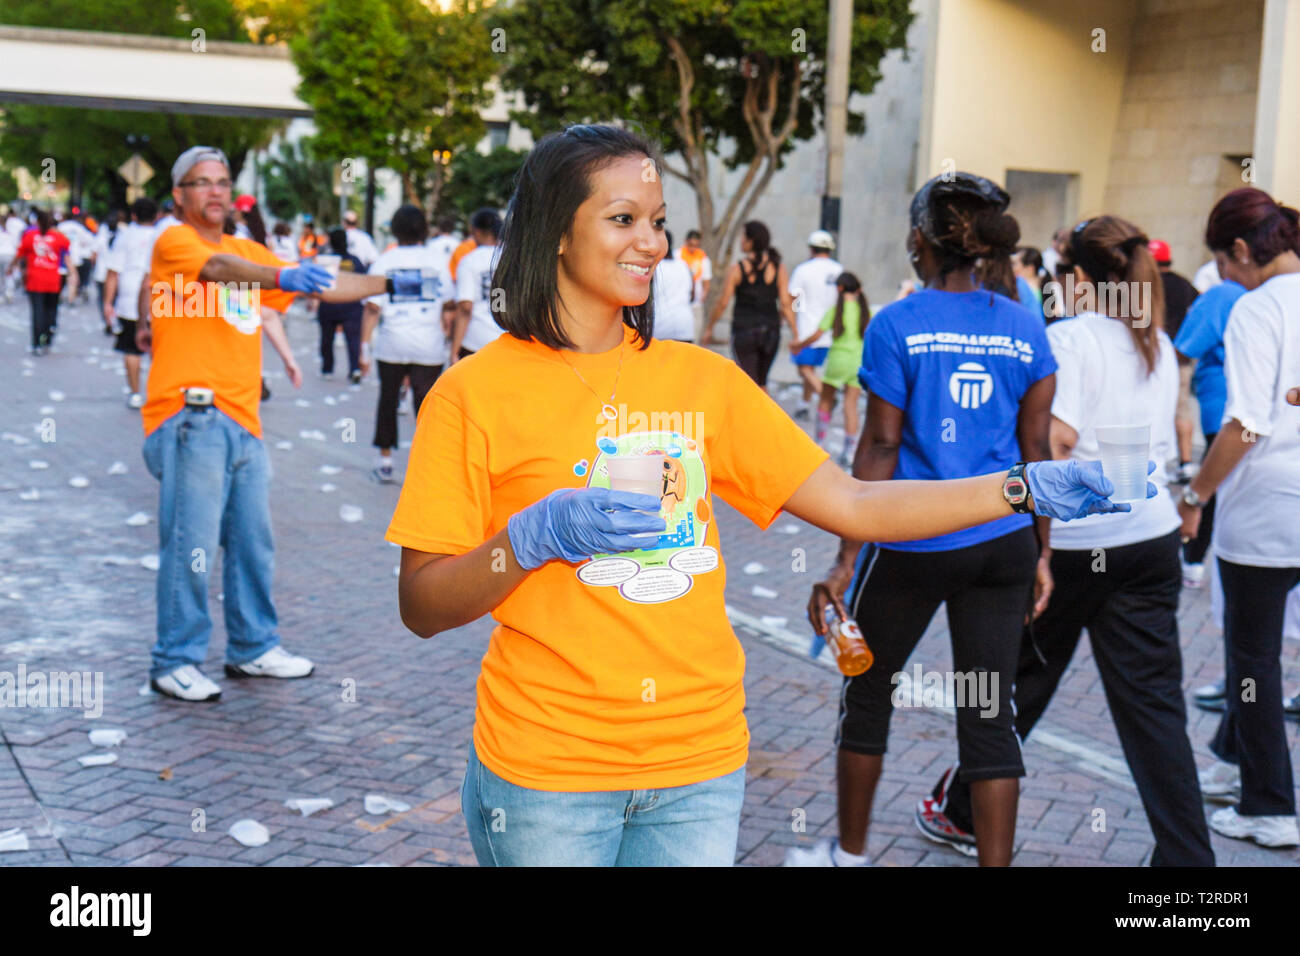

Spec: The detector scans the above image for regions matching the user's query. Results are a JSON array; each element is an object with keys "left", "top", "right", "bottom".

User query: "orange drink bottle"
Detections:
[{"left": 823, "top": 606, "right": 873, "bottom": 676}]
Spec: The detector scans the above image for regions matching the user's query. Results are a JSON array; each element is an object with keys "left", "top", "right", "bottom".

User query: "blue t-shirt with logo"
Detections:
[
  {"left": 1173, "top": 279, "right": 1244, "bottom": 439},
  {"left": 858, "top": 288, "right": 1057, "bottom": 552}
]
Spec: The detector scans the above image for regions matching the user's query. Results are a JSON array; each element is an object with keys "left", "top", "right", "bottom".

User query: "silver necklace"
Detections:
[{"left": 557, "top": 338, "right": 625, "bottom": 421}]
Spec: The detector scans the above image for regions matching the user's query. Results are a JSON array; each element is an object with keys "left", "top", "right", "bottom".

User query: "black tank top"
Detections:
[{"left": 732, "top": 256, "right": 780, "bottom": 331}]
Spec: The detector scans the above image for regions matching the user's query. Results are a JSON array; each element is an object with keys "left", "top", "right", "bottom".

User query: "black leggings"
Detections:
[
  {"left": 1210, "top": 559, "right": 1300, "bottom": 816},
  {"left": 1183, "top": 431, "right": 1217, "bottom": 564},
  {"left": 319, "top": 315, "right": 361, "bottom": 376},
  {"left": 938, "top": 531, "right": 1214, "bottom": 866},
  {"left": 28, "top": 291, "right": 59, "bottom": 348},
  {"left": 373, "top": 361, "right": 441, "bottom": 450},
  {"left": 841, "top": 527, "right": 1038, "bottom": 781},
  {"left": 731, "top": 324, "right": 780, "bottom": 388}
]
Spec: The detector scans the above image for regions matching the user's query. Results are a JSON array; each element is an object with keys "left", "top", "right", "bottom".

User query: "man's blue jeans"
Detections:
[
  {"left": 142, "top": 407, "right": 280, "bottom": 679},
  {"left": 461, "top": 742, "right": 746, "bottom": 866}
]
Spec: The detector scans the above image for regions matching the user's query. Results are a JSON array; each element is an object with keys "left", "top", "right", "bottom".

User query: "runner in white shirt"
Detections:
[
  {"left": 90, "top": 211, "right": 120, "bottom": 315},
  {"left": 58, "top": 214, "right": 95, "bottom": 302},
  {"left": 101, "top": 197, "right": 159, "bottom": 408},
  {"left": 360, "top": 204, "right": 450, "bottom": 483},
  {"left": 426, "top": 216, "right": 459, "bottom": 277},
  {"left": 653, "top": 230, "right": 695, "bottom": 341},
  {"left": 786, "top": 231, "right": 843, "bottom": 419},
  {"left": 269, "top": 221, "right": 299, "bottom": 263},
  {"left": 451, "top": 207, "right": 504, "bottom": 360},
  {"left": 1178, "top": 187, "right": 1300, "bottom": 849},
  {"left": 0, "top": 208, "right": 18, "bottom": 302},
  {"left": 344, "top": 210, "right": 380, "bottom": 268}
]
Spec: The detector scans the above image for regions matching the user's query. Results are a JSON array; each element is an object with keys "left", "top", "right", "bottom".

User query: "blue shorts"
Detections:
[{"left": 794, "top": 346, "right": 829, "bottom": 367}]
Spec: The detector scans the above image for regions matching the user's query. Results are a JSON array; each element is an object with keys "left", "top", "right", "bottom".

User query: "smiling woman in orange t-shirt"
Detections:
[{"left": 387, "top": 124, "right": 1137, "bottom": 867}]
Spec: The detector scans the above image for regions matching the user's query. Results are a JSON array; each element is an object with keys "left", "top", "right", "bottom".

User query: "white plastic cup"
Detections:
[
  {"left": 1095, "top": 424, "right": 1150, "bottom": 503},
  {"left": 315, "top": 254, "right": 341, "bottom": 290},
  {"left": 605, "top": 455, "right": 665, "bottom": 537}
]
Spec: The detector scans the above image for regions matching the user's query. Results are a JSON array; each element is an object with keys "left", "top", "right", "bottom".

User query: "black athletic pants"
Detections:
[
  {"left": 940, "top": 531, "right": 1214, "bottom": 866},
  {"left": 1210, "top": 559, "right": 1300, "bottom": 816},
  {"left": 732, "top": 324, "right": 780, "bottom": 388},
  {"left": 318, "top": 315, "right": 361, "bottom": 376},
  {"left": 1183, "top": 431, "right": 1217, "bottom": 565},
  {"left": 28, "top": 291, "right": 59, "bottom": 348},
  {"left": 373, "top": 360, "right": 441, "bottom": 451}
]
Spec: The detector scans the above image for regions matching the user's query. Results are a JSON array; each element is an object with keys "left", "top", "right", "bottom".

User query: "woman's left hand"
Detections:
[
  {"left": 1029, "top": 554, "right": 1053, "bottom": 621},
  {"left": 1177, "top": 496, "right": 1202, "bottom": 543}
]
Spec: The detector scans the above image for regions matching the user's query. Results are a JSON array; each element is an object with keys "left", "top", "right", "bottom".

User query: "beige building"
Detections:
[{"left": 667, "top": 0, "right": 1300, "bottom": 302}]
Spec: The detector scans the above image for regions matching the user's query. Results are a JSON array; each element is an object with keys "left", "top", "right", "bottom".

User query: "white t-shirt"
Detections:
[
  {"left": 58, "top": 220, "right": 94, "bottom": 266},
  {"left": 677, "top": 249, "right": 712, "bottom": 302},
  {"left": 4, "top": 215, "right": 24, "bottom": 248},
  {"left": 788, "top": 255, "right": 843, "bottom": 347},
  {"left": 103, "top": 221, "right": 161, "bottom": 320},
  {"left": 1046, "top": 312, "right": 1181, "bottom": 550},
  {"left": 1193, "top": 259, "right": 1222, "bottom": 293},
  {"left": 1214, "top": 273, "right": 1300, "bottom": 567},
  {"left": 269, "top": 235, "right": 298, "bottom": 263},
  {"left": 91, "top": 226, "right": 114, "bottom": 282},
  {"left": 426, "top": 234, "right": 457, "bottom": 277},
  {"left": 455, "top": 243, "right": 505, "bottom": 353},
  {"left": 347, "top": 227, "right": 380, "bottom": 268},
  {"left": 365, "top": 244, "right": 451, "bottom": 367},
  {"left": 653, "top": 256, "right": 695, "bottom": 341}
]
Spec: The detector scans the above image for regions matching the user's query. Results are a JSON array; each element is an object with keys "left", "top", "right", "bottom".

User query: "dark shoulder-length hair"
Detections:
[{"left": 493, "top": 123, "right": 663, "bottom": 351}]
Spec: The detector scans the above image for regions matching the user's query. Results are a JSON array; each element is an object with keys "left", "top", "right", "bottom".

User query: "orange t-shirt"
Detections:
[
  {"left": 678, "top": 245, "right": 707, "bottom": 280},
  {"left": 448, "top": 237, "right": 476, "bottom": 280},
  {"left": 385, "top": 324, "right": 828, "bottom": 791},
  {"left": 144, "top": 224, "right": 293, "bottom": 438}
]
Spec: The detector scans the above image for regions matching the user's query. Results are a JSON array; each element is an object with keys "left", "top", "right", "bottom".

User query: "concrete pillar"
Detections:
[{"left": 1253, "top": 0, "right": 1300, "bottom": 200}]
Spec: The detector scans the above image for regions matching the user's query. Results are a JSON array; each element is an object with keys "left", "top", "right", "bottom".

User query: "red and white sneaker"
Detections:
[{"left": 915, "top": 766, "right": 978, "bottom": 857}]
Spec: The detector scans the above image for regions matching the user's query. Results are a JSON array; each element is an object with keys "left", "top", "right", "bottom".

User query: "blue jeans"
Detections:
[
  {"left": 142, "top": 407, "right": 280, "bottom": 678},
  {"left": 460, "top": 743, "right": 746, "bottom": 866}
]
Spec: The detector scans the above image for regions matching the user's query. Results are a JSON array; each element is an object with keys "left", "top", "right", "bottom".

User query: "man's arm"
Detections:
[
  {"left": 198, "top": 253, "right": 385, "bottom": 302},
  {"left": 450, "top": 301, "right": 472, "bottom": 360},
  {"left": 260, "top": 307, "right": 302, "bottom": 388},
  {"left": 360, "top": 302, "right": 381, "bottom": 374},
  {"left": 102, "top": 271, "right": 119, "bottom": 326}
]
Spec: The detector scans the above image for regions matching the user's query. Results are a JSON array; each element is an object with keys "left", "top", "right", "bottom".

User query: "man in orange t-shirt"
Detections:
[
  {"left": 447, "top": 234, "right": 476, "bottom": 281},
  {"left": 138, "top": 145, "right": 394, "bottom": 702}
]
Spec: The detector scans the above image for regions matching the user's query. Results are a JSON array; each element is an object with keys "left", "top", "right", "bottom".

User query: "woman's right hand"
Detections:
[
  {"left": 700, "top": 327, "right": 716, "bottom": 346},
  {"left": 807, "top": 561, "right": 854, "bottom": 636},
  {"left": 506, "top": 487, "right": 667, "bottom": 571},
  {"left": 1024, "top": 459, "right": 1155, "bottom": 521}
]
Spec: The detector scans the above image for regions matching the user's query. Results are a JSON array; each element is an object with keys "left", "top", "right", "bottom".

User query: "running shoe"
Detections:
[
  {"left": 1286, "top": 692, "right": 1300, "bottom": 720},
  {"left": 224, "top": 645, "right": 314, "bottom": 679},
  {"left": 1209, "top": 806, "right": 1299, "bottom": 847},
  {"left": 371, "top": 463, "right": 396, "bottom": 484},
  {"left": 127, "top": 392, "right": 144, "bottom": 409},
  {"left": 1193, "top": 679, "right": 1226, "bottom": 713},
  {"left": 1181, "top": 561, "right": 1206, "bottom": 589},
  {"left": 792, "top": 407, "right": 811, "bottom": 421},
  {"left": 1198, "top": 760, "right": 1241, "bottom": 803},
  {"left": 915, "top": 767, "right": 978, "bottom": 857},
  {"left": 350, "top": 370, "right": 363, "bottom": 385},
  {"left": 783, "top": 839, "right": 869, "bottom": 867},
  {"left": 321, "top": 371, "right": 334, "bottom": 380},
  {"left": 151, "top": 664, "right": 221, "bottom": 702}
]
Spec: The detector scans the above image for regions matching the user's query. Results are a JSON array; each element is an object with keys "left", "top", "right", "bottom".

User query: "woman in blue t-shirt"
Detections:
[{"left": 794, "top": 173, "right": 1057, "bottom": 868}]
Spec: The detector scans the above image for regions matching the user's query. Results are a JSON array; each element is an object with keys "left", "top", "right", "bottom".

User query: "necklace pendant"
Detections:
[{"left": 600, "top": 403, "right": 618, "bottom": 421}]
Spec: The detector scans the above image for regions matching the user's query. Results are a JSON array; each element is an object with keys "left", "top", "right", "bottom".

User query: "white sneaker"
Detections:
[
  {"left": 1182, "top": 561, "right": 1206, "bottom": 588},
  {"left": 783, "top": 839, "right": 869, "bottom": 867},
  {"left": 1209, "top": 806, "right": 1299, "bottom": 847},
  {"left": 150, "top": 664, "right": 221, "bottom": 702},
  {"left": 1199, "top": 760, "right": 1241, "bottom": 803},
  {"left": 224, "top": 645, "right": 314, "bottom": 679},
  {"left": 127, "top": 392, "right": 144, "bottom": 409}
]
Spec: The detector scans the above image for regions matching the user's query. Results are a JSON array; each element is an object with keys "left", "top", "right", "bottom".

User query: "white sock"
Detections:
[{"left": 831, "top": 840, "right": 869, "bottom": 867}]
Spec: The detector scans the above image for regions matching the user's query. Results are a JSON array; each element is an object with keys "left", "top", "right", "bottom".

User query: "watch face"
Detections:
[{"left": 1005, "top": 477, "right": 1027, "bottom": 501}]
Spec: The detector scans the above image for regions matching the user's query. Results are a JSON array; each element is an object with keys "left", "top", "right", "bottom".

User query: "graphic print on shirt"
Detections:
[
  {"left": 216, "top": 283, "right": 261, "bottom": 335},
  {"left": 949, "top": 362, "right": 994, "bottom": 409},
  {"left": 574, "top": 429, "right": 718, "bottom": 604}
]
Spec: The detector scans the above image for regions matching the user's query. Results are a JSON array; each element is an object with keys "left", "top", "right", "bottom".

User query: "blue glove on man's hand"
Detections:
[
  {"left": 507, "top": 488, "right": 668, "bottom": 571},
  {"left": 1024, "top": 459, "right": 1157, "bottom": 521},
  {"left": 277, "top": 263, "right": 335, "bottom": 293}
]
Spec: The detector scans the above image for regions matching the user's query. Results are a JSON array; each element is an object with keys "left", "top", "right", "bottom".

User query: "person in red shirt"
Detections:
[{"left": 5, "top": 209, "right": 70, "bottom": 354}]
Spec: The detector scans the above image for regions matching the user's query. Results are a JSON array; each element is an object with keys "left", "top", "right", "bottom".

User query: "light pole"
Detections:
[{"left": 821, "top": 0, "right": 852, "bottom": 245}]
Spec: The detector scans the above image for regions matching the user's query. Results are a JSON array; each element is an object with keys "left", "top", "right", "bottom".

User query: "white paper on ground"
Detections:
[
  {"left": 751, "top": 585, "right": 778, "bottom": 599},
  {"left": 18, "top": 489, "right": 39, "bottom": 501},
  {"left": 778, "top": 523, "right": 800, "bottom": 534},
  {"left": 39, "top": 405, "right": 54, "bottom": 414},
  {"left": 88, "top": 729, "right": 127, "bottom": 747},
  {"left": 141, "top": 554, "right": 160, "bottom": 571},
  {"left": 0, "top": 828, "right": 29, "bottom": 852},
  {"left": 331, "top": 419, "right": 350, "bottom": 429},
  {"left": 339, "top": 505, "right": 363, "bottom": 523},
  {"left": 760, "top": 616, "right": 788, "bottom": 628},
  {"left": 364, "top": 794, "right": 412, "bottom": 815},
  {"left": 107, "top": 461, "right": 128, "bottom": 474},
  {"left": 77, "top": 753, "right": 118, "bottom": 767},
  {"left": 125, "top": 512, "right": 150, "bottom": 526},
  {"left": 299, "top": 430, "right": 326, "bottom": 441},
  {"left": 284, "top": 797, "right": 334, "bottom": 817},
  {"left": 228, "top": 819, "right": 270, "bottom": 847},
  {"left": 743, "top": 562, "right": 765, "bottom": 574},
  {"left": 275, "top": 441, "right": 293, "bottom": 450},
  {"left": 319, "top": 465, "right": 342, "bottom": 475},
  {"left": 323, "top": 396, "right": 337, "bottom": 406},
  {"left": 28, "top": 460, "right": 48, "bottom": 470},
  {"left": 48, "top": 390, "right": 65, "bottom": 401},
  {"left": 320, "top": 484, "right": 336, "bottom": 493},
  {"left": 68, "top": 476, "right": 89, "bottom": 488},
  {"left": 294, "top": 399, "right": 311, "bottom": 408}
]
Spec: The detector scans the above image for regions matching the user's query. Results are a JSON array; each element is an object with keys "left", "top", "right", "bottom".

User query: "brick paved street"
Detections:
[{"left": 1, "top": 297, "right": 1296, "bottom": 867}]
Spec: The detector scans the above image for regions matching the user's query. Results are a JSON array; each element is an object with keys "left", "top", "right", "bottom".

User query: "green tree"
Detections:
[
  {"left": 261, "top": 137, "right": 337, "bottom": 225},
  {"left": 438, "top": 146, "right": 527, "bottom": 221},
  {"left": 0, "top": 0, "right": 282, "bottom": 211},
  {"left": 490, "top": 0, "right": 913, "bottom": 307},
  {"left": 290, "top": 0, "right": 497, "bottom": 218}
]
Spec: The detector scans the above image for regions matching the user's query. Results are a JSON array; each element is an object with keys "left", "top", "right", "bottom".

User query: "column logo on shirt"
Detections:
[{"left": 949, "top": 362, "right": 994, "bottom": 410}]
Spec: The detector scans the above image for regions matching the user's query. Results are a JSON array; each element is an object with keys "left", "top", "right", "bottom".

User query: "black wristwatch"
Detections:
[
  {"left": 385, "top": 276, "right": 395, "bottom": 296},
  {"left": 1003, "top": 462, "right": 1033, "bottom": 514}
]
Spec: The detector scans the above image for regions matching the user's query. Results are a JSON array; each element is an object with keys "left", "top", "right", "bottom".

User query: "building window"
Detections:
[{"left": 487, "top": 122, "right": 510, "bottom": 151}]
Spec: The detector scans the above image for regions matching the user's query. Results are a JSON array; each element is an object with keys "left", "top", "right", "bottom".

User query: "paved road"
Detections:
[{"left": 0, "top": 296, "right": 1295, "bottom": 866}]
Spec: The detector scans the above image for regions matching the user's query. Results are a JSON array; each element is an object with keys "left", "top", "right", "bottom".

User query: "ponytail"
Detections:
[{"left": 1068, "top": 216, "right": 1164, "bottom": 376}]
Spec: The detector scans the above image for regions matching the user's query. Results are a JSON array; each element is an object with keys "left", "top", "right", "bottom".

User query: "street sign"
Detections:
[{"left": 118, "top": 154, "right": 154, "bottom": 203}]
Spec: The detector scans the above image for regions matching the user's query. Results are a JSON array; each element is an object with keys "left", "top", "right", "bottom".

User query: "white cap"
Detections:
[
  {"left": 171, "top": 145, "right": 230, "bottom": 186},
  {"left": 807, "top": 229, "right": 835, "bottom": 251}
]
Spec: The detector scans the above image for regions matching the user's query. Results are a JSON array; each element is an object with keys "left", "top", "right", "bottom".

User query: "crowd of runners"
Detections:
[{"left": 2, "top": 124, "right": 1299, "bottom": 868}]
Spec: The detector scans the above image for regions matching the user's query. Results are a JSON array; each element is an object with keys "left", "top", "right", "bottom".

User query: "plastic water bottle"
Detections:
[{"left": 822, "top": 606, "right": 873, "bottom": 676}]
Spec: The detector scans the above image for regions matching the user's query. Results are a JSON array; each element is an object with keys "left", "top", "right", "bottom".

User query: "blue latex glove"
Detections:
[
  {"left": 277, "top": 263, "right": 335, "bottom": 293},
  {"left": 507, "top": 488, "right": 667, "bottom": 570},
  {"left": 1025, "top": 459, "right": 1157, "bottom": 521}
]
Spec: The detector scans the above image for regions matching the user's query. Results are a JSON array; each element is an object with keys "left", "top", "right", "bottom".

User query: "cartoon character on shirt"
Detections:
[{"left": 575, "top": 429, "right": 719, "bottom": 604}]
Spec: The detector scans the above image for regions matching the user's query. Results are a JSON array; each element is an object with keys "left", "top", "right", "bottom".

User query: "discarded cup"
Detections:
[
  {"left": 364, "top": 794, "right": 412, "bottom": 815},
  {"left": 228, "top": 819, "right": 270, "bottom": 847},
  {"left": 284, "top": 797, "right": 334, "bottom": 818},
  {"left": 1095, "top": 424, "right": 1150, "bottom": 503},
  {"left": 88, "top": 729, "right": 127, "bottom": 748},
  {"left": 0, "top": 828, "right": 29, "bottom": 853},
  {"left": 77, "top": 753, "right": 118, "bottom": 767}
]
